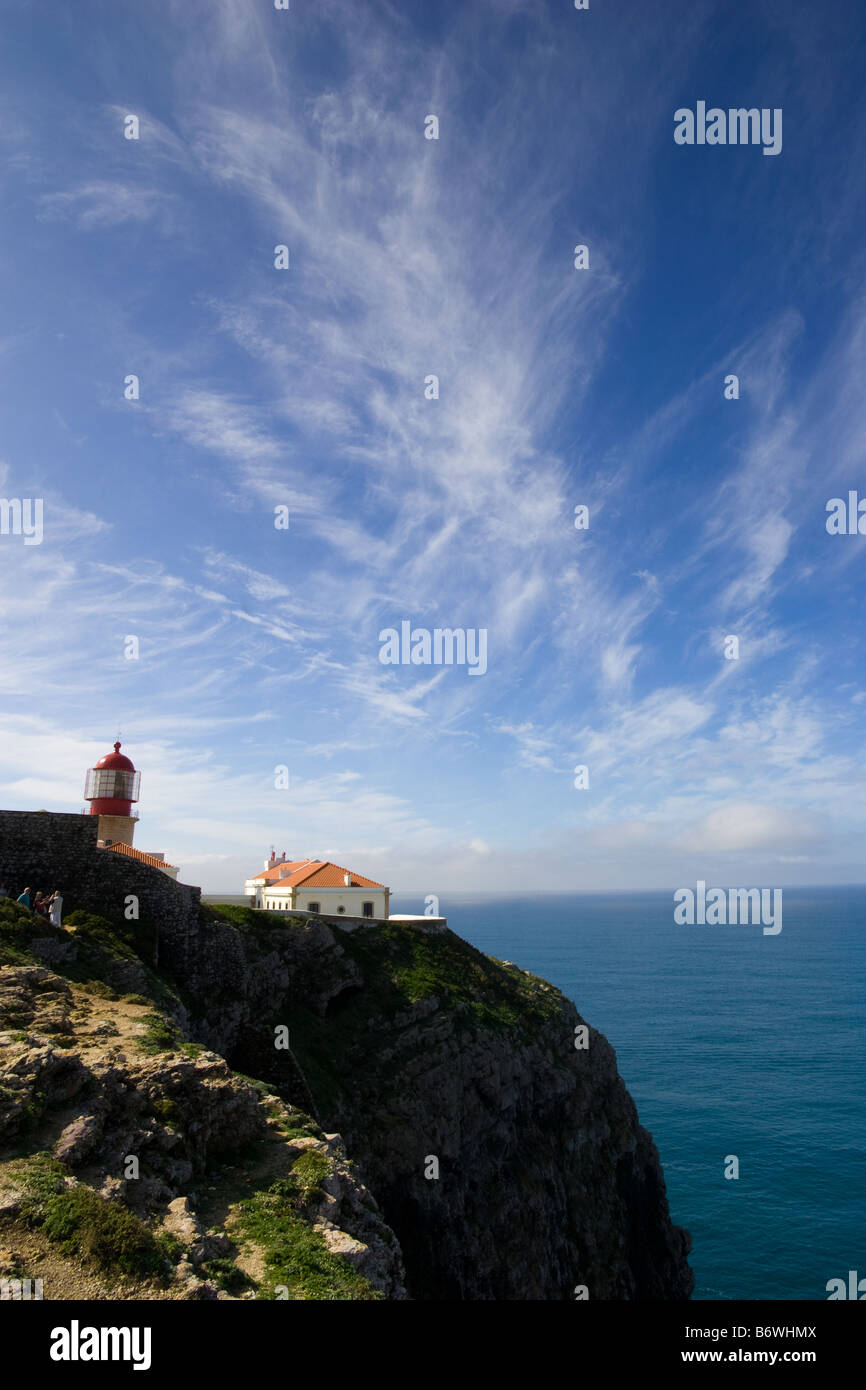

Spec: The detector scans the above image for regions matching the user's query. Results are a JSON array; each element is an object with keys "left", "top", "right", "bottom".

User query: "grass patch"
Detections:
[
  {"left": 78, "top": 980, "right": 118, "bottom": 999},
  {"left": 136, "top": 1012, "right": 183, "bottom": 1055},
  {"left": 374, "top": 925, "right": 562, "bottom": 1031},
  {"left": 235, "top": 1176, "right": 380, "bottom": 1301},
  {"left": 201, "top": 1256, "right": 255, "bottom": 1294},
  {"left": 200, "top": 903, "right": 263, "bottom": 931},
  {"left": 14, "top": 1153, "right": 176, "bottom": 1280},
  {"left": 233, "top": 1073, "right": 274, "bottom": 1097},
  {"left": 290, "top": 1149, "right": 330, "bottom": 1200},
  {"left": 201, "top": 903, "right": 308, "bottom": 933}
]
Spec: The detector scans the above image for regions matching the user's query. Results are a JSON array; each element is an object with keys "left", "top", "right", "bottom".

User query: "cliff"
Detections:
[
  {"left": 0, "top": 906, "right": 405, "bottom": 1300},
  {"left": 0, "top": 882, "right": 693, "bottom": 1300}
]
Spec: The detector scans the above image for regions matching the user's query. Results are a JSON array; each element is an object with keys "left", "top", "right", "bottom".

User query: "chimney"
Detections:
[{"left": 343, "top": 873, "right": 352, "bottom": 887}]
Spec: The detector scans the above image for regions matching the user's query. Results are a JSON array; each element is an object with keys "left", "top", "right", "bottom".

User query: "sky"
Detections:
[{"left": 1, "top": 0, "right": 865, "bottom": 895}]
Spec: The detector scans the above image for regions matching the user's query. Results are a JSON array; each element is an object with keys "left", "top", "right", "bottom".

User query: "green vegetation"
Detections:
[
  {"left": 78, "top": 979, "right": 118, "bottom": 999},
  {"left": 276, "top": 1114, "right": 318, "bottom": 1141},
  {"left": 136, "top": 1011, "right": 183, "bottom": 1055},
  {"left": 0, "top": 899, "right": 55, "bottom": 965},
  {"left": 285, "top": 919, "right": 565, "bottom": 1116},
  {"left": 201, "top": 1256, "right": 254, "bottom": 1294},
  {"left": 15, "top": 1153, "right": 176, "bottom": 1280},
  {"left": 60, "top": 911, "right": 178, "bottom": 1011},
  {"left": 201, "top": 902, "right": 308, "bottom": 933},
  {"left": 151, "top": 1097, "right": 181, "bottom": 1124},
  {"left": 377, "top": 924, "right": 562, "bottom": 1030},
  {"left": 233, "top": 1072, "right": 275, "bottom": 1098},
  {"left": 235, "top": 1170, "right": 381, "bottom": 1301},
  {"left": 17, "top": 1089, "right": 49, "bottom": 1132},
  {"left": 200, "top": 903, "right": 262, "bottom": 930},
  {"left": 289, "top": 1148, "right": 330, "bottom": 1200},
  {"left": 0, "top": 900, "right": 179, "bottom": 1016}
]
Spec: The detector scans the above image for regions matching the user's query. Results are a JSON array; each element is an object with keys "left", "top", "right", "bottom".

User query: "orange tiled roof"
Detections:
[
  {"left": 255, "top": 860, "right": 385, "bottom": 890},
  {"left": 101, "top": 842, "right": 177, "bottom": 872},
  {"left": 249, "top": 859, "right": 319, "bottom": 885}
]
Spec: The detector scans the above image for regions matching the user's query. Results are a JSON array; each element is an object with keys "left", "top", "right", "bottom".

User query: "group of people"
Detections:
[{"left": 0, "top": 884, "right": 63, "bottom": 926}]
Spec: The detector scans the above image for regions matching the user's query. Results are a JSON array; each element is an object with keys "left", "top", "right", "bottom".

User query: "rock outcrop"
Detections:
[
  {"left": 155, "top": 905, "right": 694, "bottom": 1300},
  {"left": 0, "top": 892, "right": 693, "bottom": 1300},
  {"left": 0, "top": 938, "right": 405, "bottom": 1300}
]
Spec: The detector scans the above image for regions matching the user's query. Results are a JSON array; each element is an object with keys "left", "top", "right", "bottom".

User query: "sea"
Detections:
[
  {"left": 388, "top": 887, "right": 866, "bottom": 1302},
  {"left": 204, "top": 886, "right": 865, "bottom": 1300}
]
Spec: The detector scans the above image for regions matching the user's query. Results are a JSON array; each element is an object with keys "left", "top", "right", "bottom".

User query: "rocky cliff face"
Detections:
[
  {"left": 161, "top": 906, "right": 694, "bottom": 1300},
  {"left": 0, "top": 909, "right": 405, "bottom": 1300},
  {"left": 0, "top": 896, "right": 693, "bottom": 1301}
]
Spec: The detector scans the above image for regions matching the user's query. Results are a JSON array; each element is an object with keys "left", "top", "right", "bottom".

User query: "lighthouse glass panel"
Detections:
[{"left": 85, "top": 769, "right": 140, "bottom": 801}]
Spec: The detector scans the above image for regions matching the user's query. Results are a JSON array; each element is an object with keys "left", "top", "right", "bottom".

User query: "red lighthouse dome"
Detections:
[{"left": 84, "top": 742, "right": 141, "bottom": 818}]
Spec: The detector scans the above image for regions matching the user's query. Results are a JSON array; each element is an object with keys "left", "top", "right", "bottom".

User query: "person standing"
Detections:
[
  {"left": 49, "top": 891, "right": 63, "bottom": 928},
  {"left": 16, "top": 887, "right": 32, "bottom": 908}
]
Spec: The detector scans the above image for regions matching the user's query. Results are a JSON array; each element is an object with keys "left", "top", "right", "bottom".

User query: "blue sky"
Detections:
[{"left": 1, "top": 0, "right": 865, "bottom": 894}]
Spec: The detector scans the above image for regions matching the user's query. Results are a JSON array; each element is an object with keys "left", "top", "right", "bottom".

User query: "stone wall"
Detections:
[{"left": 0, "top": 811, "right": 200, "bottom": 964}]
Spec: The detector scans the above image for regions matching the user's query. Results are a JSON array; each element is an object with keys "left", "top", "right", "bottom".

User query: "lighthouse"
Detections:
[{"left": 84, "top": 742, "right": 141, "bottom": 847}]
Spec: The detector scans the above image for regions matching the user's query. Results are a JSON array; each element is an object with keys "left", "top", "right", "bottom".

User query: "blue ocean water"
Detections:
[{"left": 391, "top": 887, "right": 866, "bottom": 1301}]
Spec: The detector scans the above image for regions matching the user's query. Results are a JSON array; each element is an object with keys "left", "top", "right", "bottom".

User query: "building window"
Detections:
[
  {"left": 362, "top": 902, "right": 374, "bottom": 918},
  {"left": 337, "top": 906, "right": 345, "bottom": 913},
  {"left": 308, "top": 901, "right": 320, "bottom": 914}
]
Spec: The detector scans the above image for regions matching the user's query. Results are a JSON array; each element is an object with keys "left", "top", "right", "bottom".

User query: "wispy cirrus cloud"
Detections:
[
  {"left": 38, "top": 180, "right": 178, "bottom": 230},
  {"left": 2, "top": 0, "right": 866, "bottom": 890}
]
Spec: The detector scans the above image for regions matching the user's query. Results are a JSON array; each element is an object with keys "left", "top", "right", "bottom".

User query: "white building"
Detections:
[{"left": 245, "top": 852, "right": 389, "bottom": 919}]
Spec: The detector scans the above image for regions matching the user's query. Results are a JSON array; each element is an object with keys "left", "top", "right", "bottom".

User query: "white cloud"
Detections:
[{"left": 676, "top": 803, "right": 825, "bottom": 855}]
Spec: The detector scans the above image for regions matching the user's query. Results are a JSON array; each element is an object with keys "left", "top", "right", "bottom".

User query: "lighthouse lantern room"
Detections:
[{"left": 84, "top": 742, "right": 141, "bottom": 847}]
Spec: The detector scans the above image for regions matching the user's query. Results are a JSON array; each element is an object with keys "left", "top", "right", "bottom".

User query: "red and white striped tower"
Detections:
[{"left": 84, "top": 742, "right": 141, "bottom": 846}]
